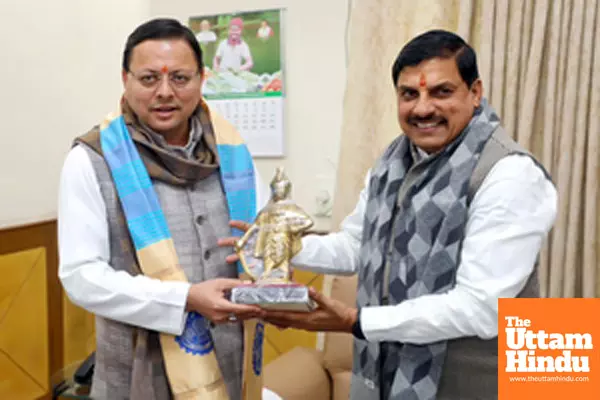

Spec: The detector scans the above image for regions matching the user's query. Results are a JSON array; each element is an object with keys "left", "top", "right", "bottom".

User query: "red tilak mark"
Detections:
[
  {"left": 161, "top": 65, "right": 169, "bottom": 73},
  {"left": 419, "top": 73, "right": 427, "bottom": 87}
]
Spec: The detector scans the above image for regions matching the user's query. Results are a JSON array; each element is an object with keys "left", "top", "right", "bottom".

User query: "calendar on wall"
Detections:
[
  {"left": 208, "top": 94, "right": 283, "bottom": 156},
  {"left": 189, "top": 8, "right": 285, "bottom": 157}
]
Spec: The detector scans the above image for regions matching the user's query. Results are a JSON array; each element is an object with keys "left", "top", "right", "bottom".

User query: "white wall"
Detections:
[
  {"left": 0, "top": 0, "right": 149, "bottom": 228},
  {"left": 151, "top": 0, "right": 348, "bottom": 231},
  {"left": 0, "top": 0, "right": 348, "bottom": 232}
]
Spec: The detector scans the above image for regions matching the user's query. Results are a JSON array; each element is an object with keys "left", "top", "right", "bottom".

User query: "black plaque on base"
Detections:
[{"left": 230, "top": 283, "right": 315, "bottom": 311}]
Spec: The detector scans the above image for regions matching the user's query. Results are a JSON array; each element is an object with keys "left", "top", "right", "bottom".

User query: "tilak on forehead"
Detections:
[
  {"left": 419, "top": 72, "right": 427, "bottom": 87},
  {"left": 161, "top": 65, "right": 169, "bottom": 73}
]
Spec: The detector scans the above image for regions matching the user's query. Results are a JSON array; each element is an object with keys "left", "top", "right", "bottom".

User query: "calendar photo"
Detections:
[
  {"left": 189, "top": 9, "right": 283, "bottom": 99},
  {"left": 188, "top": 8, "right": 286, "bottom": 157}
]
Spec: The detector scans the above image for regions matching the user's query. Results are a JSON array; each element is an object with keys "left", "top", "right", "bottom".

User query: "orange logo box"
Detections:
[{"left": 498, "top": 298, "right": 600, "bottom": 400}]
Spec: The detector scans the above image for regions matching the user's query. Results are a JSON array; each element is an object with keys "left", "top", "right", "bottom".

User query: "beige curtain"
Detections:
[{"left": 332, "top": 0, "right": 600, "bottom": 298}]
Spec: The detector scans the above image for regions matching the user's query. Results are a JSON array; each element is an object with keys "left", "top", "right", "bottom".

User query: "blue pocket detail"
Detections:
[
  {"left": 175, "top": 312, "right": 214, "bottom": 356},
  {"left": 252, "top": 322, "right": 265, "bottom": 375}
]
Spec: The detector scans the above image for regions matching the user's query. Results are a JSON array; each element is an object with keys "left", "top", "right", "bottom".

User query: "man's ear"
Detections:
[
  {"left": 471, "top": 78, "right": 483, "bottom": 107},
  {"left": 122, "top": 69, "right": 128, "bottom": 86}
]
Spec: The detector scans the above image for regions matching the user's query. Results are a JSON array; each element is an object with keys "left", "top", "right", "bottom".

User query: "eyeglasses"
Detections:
[{"left": 128, "top": 69, "right": 201, "bottom": 90}]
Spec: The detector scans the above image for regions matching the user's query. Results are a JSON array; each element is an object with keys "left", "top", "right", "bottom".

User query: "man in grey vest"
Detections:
[
  {"left": 253, "top": 30, "right": 557, "bottom": 399},
  {"left": 57, "top": 18, "right": 280, "bottom": 400}
]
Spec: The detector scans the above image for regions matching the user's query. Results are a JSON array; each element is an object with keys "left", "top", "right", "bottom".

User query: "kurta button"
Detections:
[
  {"left": 364, "top": 379, "right": 375, "bottom": 389},
  {"left": 195, "top": 215, "right": 204, "bottom": 225},
  {"left": 204, "top": 250, "right": 211, "bottom": 260}
]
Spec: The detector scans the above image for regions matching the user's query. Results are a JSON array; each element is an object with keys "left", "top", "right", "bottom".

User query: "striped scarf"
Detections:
[{"left": 77, "top": 99, "right": 264, "bottom": 399}]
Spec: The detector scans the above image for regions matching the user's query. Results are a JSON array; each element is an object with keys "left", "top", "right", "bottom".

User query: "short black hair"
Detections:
[
  {"left": 122, "top": 18, "right": 203, "bottom": 72},
  {"left": 391, "top": 30, "right": 479, "bottom": 87}
]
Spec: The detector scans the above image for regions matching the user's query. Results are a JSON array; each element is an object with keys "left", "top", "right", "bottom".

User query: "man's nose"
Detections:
[
  {"left": 156, "top": 76, "right": 174, "bottom": 97},
  {"left": 412, "top": 95, "right": 435, "bottom": 117}
]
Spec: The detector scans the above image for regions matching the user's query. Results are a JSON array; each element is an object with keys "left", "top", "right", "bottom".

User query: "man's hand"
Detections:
[
  {"left": 264, "top": 287, "right": 358, "bottom": 333},
  {"left": 186, "top": 278, "right": 265, "bottom": 324},
  {"left": 217, "top": 220, "right": 250, "bottom": 264}
]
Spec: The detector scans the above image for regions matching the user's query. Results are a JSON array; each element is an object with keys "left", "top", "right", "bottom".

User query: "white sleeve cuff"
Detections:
[
  {"left": 162, "top": 281, "right": 192, "bottom": 336},
  {"left": 360, "top": 305, "right": 383, "bottom": 342}
]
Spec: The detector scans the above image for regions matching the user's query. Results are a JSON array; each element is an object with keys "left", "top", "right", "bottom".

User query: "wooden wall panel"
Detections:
[
  {"left": 0, "top": 221, "right": 62, "bottom": 399},
  {"left": 0, "top": 248, "right": 48, "bottom": 399},
  {"left": 62, "top": 298, "right": 96, "bottom": 370}
]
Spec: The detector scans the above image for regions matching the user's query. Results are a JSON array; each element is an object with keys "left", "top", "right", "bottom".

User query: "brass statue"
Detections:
[{"left": 235, "top": 167, "right": 313, "bottom": 283}]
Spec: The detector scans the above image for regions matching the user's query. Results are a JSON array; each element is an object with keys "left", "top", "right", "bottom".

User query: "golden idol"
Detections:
[{"left": 230, "top": 167, "right": 315, "bottom": 311}]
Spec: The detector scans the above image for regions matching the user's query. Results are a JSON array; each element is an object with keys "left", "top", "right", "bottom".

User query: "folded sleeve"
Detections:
[{"left": 292, "top": 171, "right": 369, "bottom": 275}]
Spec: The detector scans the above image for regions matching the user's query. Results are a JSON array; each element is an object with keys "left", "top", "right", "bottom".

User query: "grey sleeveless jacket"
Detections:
[
  {"left": 350, "top": 128, "right": 546, "bottom": 400},
  {"left": 84, "top": 146, "right": 244, "bottom": 400}
]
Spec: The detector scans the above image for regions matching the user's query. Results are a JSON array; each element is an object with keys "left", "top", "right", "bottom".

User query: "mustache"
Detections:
[{"left": 408, "top": 115, "right": 446, "bottom": 124}]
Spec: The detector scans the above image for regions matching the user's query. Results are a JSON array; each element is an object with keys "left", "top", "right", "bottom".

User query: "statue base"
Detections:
[{"left": 230, "top": 283, "right": 315, "bottom": 312}]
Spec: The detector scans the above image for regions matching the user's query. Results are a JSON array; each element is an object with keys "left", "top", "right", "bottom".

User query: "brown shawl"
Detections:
[{"left": 76, "top": 99, "right": 220, "bottom": 185}]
